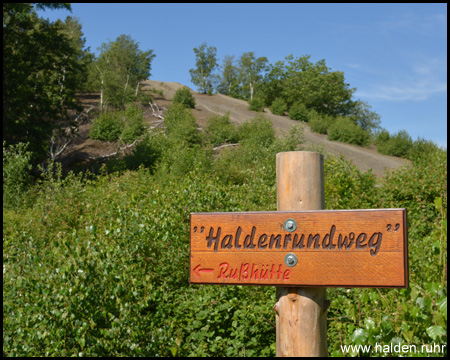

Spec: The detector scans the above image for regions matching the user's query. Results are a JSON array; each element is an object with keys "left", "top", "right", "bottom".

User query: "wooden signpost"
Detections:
[{"left": 189, "top": 151, "right": 408, "bottom": 356}]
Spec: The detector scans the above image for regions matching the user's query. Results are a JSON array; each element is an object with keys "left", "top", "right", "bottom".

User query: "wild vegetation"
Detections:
[{"left": 3, "top": 4, "right": 447, "bottom": 357}]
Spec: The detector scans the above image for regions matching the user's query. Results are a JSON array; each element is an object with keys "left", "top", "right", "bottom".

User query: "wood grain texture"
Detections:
[
  {"left": 189, "top": 208, "right": 408, "bottom": 287},
  {"left": 275, "top": 152, "right": 327, "bottom": 357}
]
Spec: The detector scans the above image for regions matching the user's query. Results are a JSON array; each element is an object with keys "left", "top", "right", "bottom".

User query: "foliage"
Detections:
[
  {"left": 189, "top": 42, "right": 218, "bottom": 94},
  {"left": 309, "top": 111, "right": 335, "bottom": 134},
  {"left": 172, "top": 87, "right": 196, "bottom": 109},
  {"left": 327, "top": 116, "right": 370, "bottom": 146},
  {"left": 3, "top": 3, "right": 86, "bottom": 163},
  {"left": 238, "top": 52, "right": 268, "bottom": 101},
  {"left": 89, "top": 104, "right": 146, "bottom": 143},
  {"left": 163, "top": 104, "right": 200, "bottom": 145},
  {"left": 89, "top": 111, "right": 124, "bottom": 142},
  {"left": 3, "top": 123, "right": 447, "bottom": 356},
  {"left": 89, "top": 34, "right": 155, "bottom": 110},
  {"left": 261, "top": 54, "right": 356, "bottom": 117},
  {"left": 217, "top": 55, "right": 241, "bottom": 98},
  {"left": 248, "top": 97, "right": 265, "bottom": 112},
  {"left": 119, "top": 105, "right": 146, "bottom": 144},
  {"left": 348, "top": 100, "right": 381, "bottom": 134},
  {"left": 375, "top": 129, "right": 413, "bottom": 158},
  {"left": 270, "top": 98, "right": 288, "bottom": 115},
  {"left": 3, "top": 141, "right": 33, "bottom": 208},
  {"left": 205, "top": 112, "right": 240, "bottom": 146},
  {"left": 289, "top": 102, "right": 309, "bottom": 121}
]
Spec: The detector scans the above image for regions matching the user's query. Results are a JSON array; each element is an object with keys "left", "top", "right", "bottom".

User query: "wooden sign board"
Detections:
[{"left": 190, "top": 209, "right": 408, "bottom": 288}]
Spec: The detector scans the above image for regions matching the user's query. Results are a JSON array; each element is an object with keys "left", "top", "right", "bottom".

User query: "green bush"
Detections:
[
  {"left": 328, "top": 116, "right": 370, "bottom": 146},
  {"left": 90, "top": 111, "right": 124, "bottom": 142},
  {"left": 138, "top": 92, "right": 153, "bottom": 106},
  {"left": 3, "top": 141, "right": 33, "bottom": 208},
  {"left": 289, "top": 102, "right": 309, "bottom": 121},
  {"left": 309, "top": 111, "right": 335, "bottom": 134},
  {"left": 90, "top": 105, "right": 146, "bottom": 144},
  {"left": 270, "top": 98, "right": 287, "bottom": 115},
  {"left": 172, "top": 87, "right": 196, "bottom": 109},
  {"left": 119, "top": 105, "right": 146, "bottom": 144},
  {"left": 238, "top": 115, "right": 275, "bottom": 149},
  {"left": 408, "top": 137, "right": 441, "bottom": 161},
  {"left": 248, "top": 97, "right": 265, "bottom": 112},
  {"left": 205, "top": 112, "right": 240, "bottom": 146},
  {"left": 164, "top": 103, "right": 200, "bottom": 145},
  {"left": 375, "top": 129, "right": 413, "bottom": 158}
]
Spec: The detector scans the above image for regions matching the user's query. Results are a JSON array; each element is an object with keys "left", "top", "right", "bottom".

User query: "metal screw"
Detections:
[
  {"left": 284, "top": 218, "right": 297, "bottom": 232},
  {"left": 284, "top": 253, "right": 297, "bottom": 267}
]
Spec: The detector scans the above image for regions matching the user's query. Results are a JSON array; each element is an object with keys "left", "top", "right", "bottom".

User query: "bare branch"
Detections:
[
  {"left": 212, "top": 143, "right": 239, "bottom": 151},
  {"left": 149, "top": 101, "right": 165, "bottom": 120}
]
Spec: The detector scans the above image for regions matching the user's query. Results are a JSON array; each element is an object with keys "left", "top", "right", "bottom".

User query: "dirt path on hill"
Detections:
[{"left": 143, "top": 80, "right": 409, "bottom": 177}]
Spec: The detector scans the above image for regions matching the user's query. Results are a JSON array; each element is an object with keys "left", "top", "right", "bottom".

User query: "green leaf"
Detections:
[
  {"left": 364, "top": 318, "right": 375, "bottom": 331},
  {"left": 79, "top": 336, "right": 85, "bottom": 349},
  {"left": 351, "top": 328, "right": 368, "bottom": 346},
  {"left": 170, "top": 347, "right": 177, "bottom": 357},
  {"left": 437, "top": 297, "right": 447, "bottom": 319},
  {"left": 426, "top": 326, "right": 445, "bottom": 341}
]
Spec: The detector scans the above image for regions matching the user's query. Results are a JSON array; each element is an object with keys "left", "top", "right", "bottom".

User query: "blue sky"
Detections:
[{"left": 37, "top": 3, "right": 447, "bottom": 148}]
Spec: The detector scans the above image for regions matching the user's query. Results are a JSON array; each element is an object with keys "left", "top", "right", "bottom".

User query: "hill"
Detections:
[{"left": 60, "top": 80, "right": 409, "bottom": 177}]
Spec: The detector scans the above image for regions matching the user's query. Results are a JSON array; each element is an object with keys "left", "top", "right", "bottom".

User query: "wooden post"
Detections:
[{"left": 274, "top": 151, "right": 328, "bottom": 357}]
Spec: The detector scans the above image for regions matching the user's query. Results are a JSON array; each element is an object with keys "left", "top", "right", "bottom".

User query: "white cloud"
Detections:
[{"left": 356, "top": 58, "right": 447, "bottom": 101}]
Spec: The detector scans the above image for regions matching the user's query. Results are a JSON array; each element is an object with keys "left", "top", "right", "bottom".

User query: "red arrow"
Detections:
[{"left": 193, "top": 264, "right": 214, "bottom": 278}]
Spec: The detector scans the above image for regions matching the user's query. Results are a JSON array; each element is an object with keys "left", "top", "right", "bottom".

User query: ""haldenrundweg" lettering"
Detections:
[{"left": 205, "top": 225, "right": 382, "bottom": 256}]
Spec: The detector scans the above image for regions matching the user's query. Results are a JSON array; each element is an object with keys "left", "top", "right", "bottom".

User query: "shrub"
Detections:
[
  {"left": 408, "top": 137, "right": 441, "bottom": 161},
  {"left": 270, "top": 98, "right": 287, "bottom": 115},
  {"left": 138, "top": 92, "right": 153, "bottom": 106},
  {"left": 90, "top": 111, "right": 124, "bottom": 142},
  {"left": 327, "top": 116, "right": 370, "bottom": 146},
  {"left": 164, "top": 103, "right": 200, "bottom": 145},
  {"left": 3, "top": 141, "right": 33, "bottom": 208},
  {"left": 90, "top": 105, "right": 146, "bottom": 144},
  {"left": 248, "top": 97, "right": 265, "bottom": 112},
  {"left": 205, "top": 112, "right": 240, "bottom": 146},
  {"left": 119, "top": 104, "right": 146, "bottom": 144},
  {"left": 121, "top": 133, "right": 165, "bottom": 171},
  {"left": 375, "top": 129, "right": 413, "bottom": 158},
  {"left": 309, "top": 111, "right": 335, "bottom": 134},
  {"left": 289, "top": 102, "right": 309, "bottom": 121},
  {"left": 172, "top": 87, "right": 196, "bottom": 109},
  {"left": 238, "top": 115, "right": 275, "bottom": 149}
]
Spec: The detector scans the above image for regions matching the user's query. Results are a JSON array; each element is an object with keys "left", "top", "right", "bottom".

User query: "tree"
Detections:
[
  {"left": 262, "top": 55, "right": 356, "bottom": 117},
  {"left": 238, "top": 52, "right": 268, "bottom": 101},
  {"left": 217, "top": 55, "right": 240, "bottom": 97},
  {"left": 189, "top": 42, "right": 218, "bottom": 94},
  {"left": 90, "top": 35, "right": 155, "bottom": 110},
  {"left": 3, "top": 3, "right": 87, "bottom": 163},
  {"left": 348, "top": 100, "right": 381, "bottom": 133}
]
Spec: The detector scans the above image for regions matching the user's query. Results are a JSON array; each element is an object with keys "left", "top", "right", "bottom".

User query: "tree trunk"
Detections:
[
  {"left": 135, "top": 81, "right": 140, "bottom": 98},
  {"left": 123, "top": 73, "right": 129, "bottom": 104},
  {"left": 100, "top": 77, "right": 104, "bottom": 113}
]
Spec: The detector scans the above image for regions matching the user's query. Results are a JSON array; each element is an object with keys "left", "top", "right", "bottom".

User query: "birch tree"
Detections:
[
  {"left": 92, "top": 35, "right": 155, "bottom": 110},
  {"left": 217, "top": 55, "right": 240, "bottom": 97},
  {"left": 189, "top": 42, "right": 218, "bottom": 94},
  {"left": 238, "top": 52, "right": 268, "bottom": 101}
]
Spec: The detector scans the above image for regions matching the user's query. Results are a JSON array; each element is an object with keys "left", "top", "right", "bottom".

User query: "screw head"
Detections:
[
  {"left": 284, "top": 218, "right": 297, "bottom": 232},
  {"left": 284, "top": 253, "right": 298, "bottom": 267}
]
